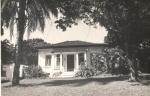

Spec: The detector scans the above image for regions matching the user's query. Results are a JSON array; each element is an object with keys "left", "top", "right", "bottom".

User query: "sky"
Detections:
[{"left": 1, "top": 18, "right": 108, "bottom": 45}]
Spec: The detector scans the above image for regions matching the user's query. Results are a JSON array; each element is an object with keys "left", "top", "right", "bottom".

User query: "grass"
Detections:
[{"left": 1, "top": 76, "right": 150, "bottom": 96}]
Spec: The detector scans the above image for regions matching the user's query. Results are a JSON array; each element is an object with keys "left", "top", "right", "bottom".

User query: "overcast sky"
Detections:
[{"left": 1, "top": 18, "right": 107, "bottom": 45}]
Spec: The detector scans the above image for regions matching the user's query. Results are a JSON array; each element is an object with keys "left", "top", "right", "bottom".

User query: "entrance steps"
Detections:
[{"left": 59, "top": 72, "right": 75, "bottom": 77}]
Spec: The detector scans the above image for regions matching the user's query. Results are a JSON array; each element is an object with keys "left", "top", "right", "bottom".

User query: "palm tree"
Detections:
[{"left": 1, "top": 0, "right": 58, "bottom": 85}]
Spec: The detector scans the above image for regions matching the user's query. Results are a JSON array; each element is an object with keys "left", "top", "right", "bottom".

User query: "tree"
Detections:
[
  {"left": 1, "top": 40, "right": 15, "bottom": 77},
  {"left": 138, "top": 38, "right": 150, "bottom": 73},
  {"left": 1, "top": 0, "right": 58, "bottom": 85},
  {"left": 21, "top": 38, "right": 51, "bottom": 66},
  {"left": 55, "top": 0, "right": 150, "bottom": 81},
  {"left": 1, "top": 39, "right": 15, "bottom": 64}
]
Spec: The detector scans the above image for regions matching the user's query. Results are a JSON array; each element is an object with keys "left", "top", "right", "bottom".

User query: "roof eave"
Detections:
[{"left": 36, "top": 43, "right": 108, "bottom": 49}]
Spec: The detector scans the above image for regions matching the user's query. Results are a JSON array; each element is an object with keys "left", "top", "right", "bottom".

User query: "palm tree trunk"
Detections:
[{"left": 12, "top": 0, "right": 26, "bottom": 86}]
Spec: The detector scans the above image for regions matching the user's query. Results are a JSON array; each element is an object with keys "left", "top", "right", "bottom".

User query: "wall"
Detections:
[
  {"left": 38, "top": 49, "right": 53, "bottom": 74},
  {"left": 2, "top": 63, "right": 28, "bottom": 81}
]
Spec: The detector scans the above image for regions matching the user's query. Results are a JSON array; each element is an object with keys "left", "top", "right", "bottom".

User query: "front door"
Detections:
[{"left": 67, "top": 54, "right": 74, "bottom": 71}]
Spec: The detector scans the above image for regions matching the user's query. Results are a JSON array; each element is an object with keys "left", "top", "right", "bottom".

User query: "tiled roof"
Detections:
[{"left": 37, "top": 40, "right": 107, "bottom": 49}]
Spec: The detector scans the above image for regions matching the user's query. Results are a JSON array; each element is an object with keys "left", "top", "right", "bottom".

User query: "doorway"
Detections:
[{"left": 67, "top": 54, "right": 74, "bottom": 71}]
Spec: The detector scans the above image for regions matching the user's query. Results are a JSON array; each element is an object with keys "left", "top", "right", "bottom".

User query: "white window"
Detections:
[
  {"left": 56, "top": 54, "right": 60, "bottom": 66},
  {"left": 45, "top": 55, "right": 51, "bottom": 66},
  {"left": 78, "top": 53, "right": 84, "bottom": 65}
]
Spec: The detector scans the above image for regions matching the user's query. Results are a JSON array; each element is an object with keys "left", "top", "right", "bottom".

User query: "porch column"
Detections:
[
  {"left": 84, "top": 52, "right": 87, "bottom": 66},
  {"left": 86, "top": 52, "right": 91, "bottom": 66},
  {"left": 76, "top": 53, "right": 79, "bottom": 70},
  {"left": 60, "top": 54, "right": 63, "bottom": 70},
  {"left": 51, "top": 54, "right": 55, "bottom": 70}
]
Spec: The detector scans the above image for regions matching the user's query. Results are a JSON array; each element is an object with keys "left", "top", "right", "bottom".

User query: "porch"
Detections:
[{"left": 40, "top": 52, "right": 90, "bottom": 77}]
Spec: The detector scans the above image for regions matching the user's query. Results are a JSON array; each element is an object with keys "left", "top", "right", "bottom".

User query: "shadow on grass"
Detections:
[
  {"left": 129, "top": 74, "right": 150, "bottom": 86},
  {"left": 1, "top": 80, "right": 10, "bottom": 83},
  {"left": 3, "top": 76, "right": 129, "bottom": 88},
  {"left": 139, "top": 79, "right": 150, "bottom": 86}
]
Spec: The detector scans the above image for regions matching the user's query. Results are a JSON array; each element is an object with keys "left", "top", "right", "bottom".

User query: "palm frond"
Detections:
[
  {"left": 26, "top": 0, "right": 58, "bottom": 34},
  {"left": 2, "top": 0, "right": 58, "bottom": 38},
  {"left": 1, "top": 0, "right": 18, "bottom": 38}
]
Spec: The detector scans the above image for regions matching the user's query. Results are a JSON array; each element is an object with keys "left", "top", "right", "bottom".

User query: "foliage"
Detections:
[
  {"left": 1, "top": 39, "right": 15, "bottom": 64},
  {"left": 96, "top": 47, "right": 130, "bottom": 75},
  {"left": 91, "top": 47, "right": 130, "bottom": 75},
  {"left": 1, "top": 38, "right": 50, "bottom": 66},
  {"left": 138, "top": 38, "right": 150, "bottom": 73},
  {"left": 1, "top": 0, "right": 58, "bottom": 35},
  {"left": 1, "top": 39, "right": 14, "bottom": 77},
  {"left": 52, "top": 71, "right": 62, "bottom": 77},
  {"left": 24, "top": 65, "right": 49, "bottom": 78},
  {"left": 75, "top": 62, "right": 96, "bottom": 77},
  {"left": 21, "top": 38, "right": 51, "bottom": 65},
  {"left": 91, "top": 54, "right": 107, "bottom": 72}
]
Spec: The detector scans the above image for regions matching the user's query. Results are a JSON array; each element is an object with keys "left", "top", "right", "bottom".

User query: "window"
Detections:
[
  {"left": 78, "top": 53, "right": 84, "bottom": 65},
  {"left": 56, "top": 54, "right": 60, "bottom": 66},
  {"left": 45, "top": 55, "right": 51, "bottom": 66}
]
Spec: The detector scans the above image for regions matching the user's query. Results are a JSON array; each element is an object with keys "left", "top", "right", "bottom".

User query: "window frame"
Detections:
[
  {"left": 56, "top": 54, "right": 60, "bottom": 66},
  {"left": 45, "top": 55, "right": 52, "bottom": 66},
  {"left": 78, "top": 53, "right": 85, "bottom": 65}
]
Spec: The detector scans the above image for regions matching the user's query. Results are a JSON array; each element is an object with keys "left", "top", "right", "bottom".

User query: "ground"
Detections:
[{"left": 1, "top": 76, "right": 150, "bottom": 96}]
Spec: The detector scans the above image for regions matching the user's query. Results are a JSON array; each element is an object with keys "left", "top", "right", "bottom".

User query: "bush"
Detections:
[
  {"left": 75, "top": 63, "right": 97, "bottom": 77},
  {"left": 52, "top": 71, "right": 62, "bottom": 77},
  {"left": 24, "top": 65, "right": 49, "bottom": 78},
  {"left": 91, "top": 48, "right": 130, "bottom": 75}
]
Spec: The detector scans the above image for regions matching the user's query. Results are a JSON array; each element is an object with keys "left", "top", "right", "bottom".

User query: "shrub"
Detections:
[
  {"left": 91, "top": 48, "right": 130, "bottom": 75},
  {"left": 52, "top": 71, "right": 62, "bottom": 77},
  {"left": 24, "top": 65, "right": 49, "bottom": 78},
  {"left": 75, "top": 62, "right": 97, "bottom": 77}
]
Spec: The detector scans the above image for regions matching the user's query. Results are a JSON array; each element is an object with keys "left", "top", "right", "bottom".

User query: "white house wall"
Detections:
[
  {"left": 38, "top": 49, "right": 53, "bottom": 74},
  {"left": 88, "top": 46, "right": 105, "bottom": 53}
]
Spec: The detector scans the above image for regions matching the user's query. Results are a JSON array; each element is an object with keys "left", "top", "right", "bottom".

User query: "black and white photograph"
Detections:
[{"left": 1, "top": 0, "right": 150, "bottom": 96}]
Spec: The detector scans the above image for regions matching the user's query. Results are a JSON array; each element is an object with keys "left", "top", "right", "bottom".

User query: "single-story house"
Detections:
[{"left": 37, "top": 41, "right": 107, "bottom": 77}]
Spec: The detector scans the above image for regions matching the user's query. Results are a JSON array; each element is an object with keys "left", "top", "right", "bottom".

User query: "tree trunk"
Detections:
[
  {"left": 133, "top": 58, "right": 139, "bottom": 81},
  {"left": 12, "top": 0, "right": 26, "bottom": 86},
  {"left": 124, "top": 40, "right": 139, "bottom": 81},
  {"left": 128, "top": 52, "right": 139, "bottom": 81}
]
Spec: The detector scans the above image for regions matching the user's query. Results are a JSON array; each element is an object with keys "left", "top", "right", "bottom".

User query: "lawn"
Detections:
[{"left": 1, "top": 76, "right": 150, "bottom": 96}]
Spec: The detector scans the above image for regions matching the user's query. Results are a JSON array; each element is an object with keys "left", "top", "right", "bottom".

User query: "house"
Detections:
[{"left": 37, "top": 41, "right": 107, "bottom": 77}]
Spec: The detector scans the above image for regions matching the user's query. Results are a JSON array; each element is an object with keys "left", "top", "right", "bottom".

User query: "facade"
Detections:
[{"left": 37, "top": 41, "right": 107, "bottom": 77}]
